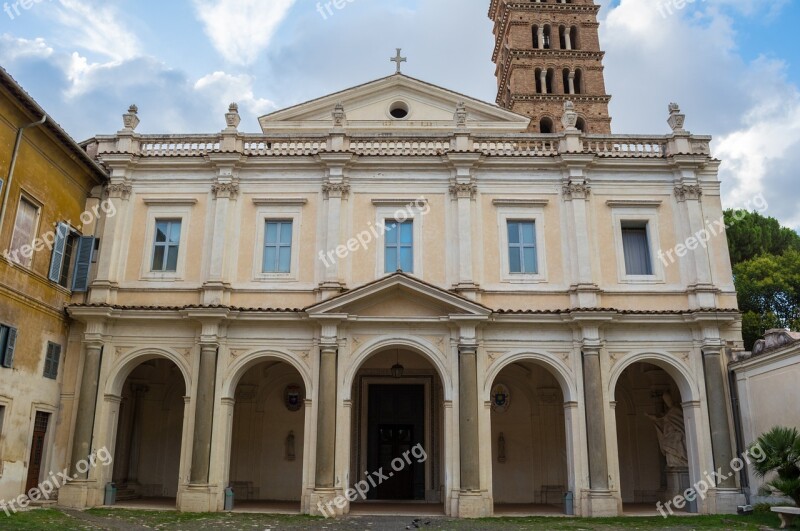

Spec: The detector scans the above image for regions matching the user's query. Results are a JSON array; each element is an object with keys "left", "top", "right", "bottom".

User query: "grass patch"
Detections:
[{"left": 2, "top": 508, "right": 101, "bottom": 530}]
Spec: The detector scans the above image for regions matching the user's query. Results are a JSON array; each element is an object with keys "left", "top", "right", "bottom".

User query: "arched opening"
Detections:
[
  {"left": 228, "top": 360, "right": 306, "bottom": 513},
  {"left": 111, "top": 357, "right": 186, "bottom": 507},
  {"left": 545, "top": 68, "right": 555, "bottom": 94},
  {"left": 576, "top": 117, "right": 586, "bottom": 133},
  {"left": 574, "top": 69, "right": 584, "bottom": 95},
  {"left": 532, "top": 25, "right": 540, "bottom": 49},
  {"left": 559, "top": 26, "right": 567, "bottom": 50},
  {"left": 570, "top": 26, "right": 580, "bottom": 50},
  {"left": 539, "top": 117, "right": 554, "bottom": 134},
  {"left": 491, "top": 361, "right": 569, "bottom": 516},
  {"left": 614, "top": 362, "right": 698, "bottom": 514},
  {"left": 543, "top": 25, "right": 552, "bottom": 49},
  {"left": 534, "top": 68, "right": 543, "bottom": 94},
  {"left": 348, "top": 347, "right": 445, "bottom": 514},
  {"left": 562, "top": 68, "right": 571, "bottom": 94}
]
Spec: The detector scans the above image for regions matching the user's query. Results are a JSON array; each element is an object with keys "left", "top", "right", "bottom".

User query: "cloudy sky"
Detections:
[{"left": 0, "top": 0, "right": 798, "bottom": 229}]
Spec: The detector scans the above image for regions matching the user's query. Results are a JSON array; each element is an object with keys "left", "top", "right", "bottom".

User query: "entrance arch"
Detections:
[
  {"left": 346, "top": 345, "right": 449, "bottom": 514},
  {"left": 223, "top": 355, "right": 309, "bottom": 512},
  {"left": 485, "top": 354, "right": 576, "bottom": 515},
  {"left": 610, "top": 354, "right": 702, "bottom": 514},
  {"left": 109, "top": 355, "right": 188, "bottom": 505}
]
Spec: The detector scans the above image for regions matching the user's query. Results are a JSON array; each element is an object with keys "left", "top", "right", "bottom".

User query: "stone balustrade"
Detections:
[{"left": 93, "top": 132, "right": 712, "bottom": 160}]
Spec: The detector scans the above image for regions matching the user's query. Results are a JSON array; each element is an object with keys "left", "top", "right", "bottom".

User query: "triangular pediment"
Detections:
[
  {"left": 259, "top": 74, "right": 530, "bottom": 134},
  {"left": 305, "top": 273, "right": 493, "bottom": 319}
]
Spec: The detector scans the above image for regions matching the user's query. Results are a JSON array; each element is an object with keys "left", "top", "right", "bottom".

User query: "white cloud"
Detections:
[
  {"left": 52, "top": 0, "right": 140, "bottom": 61},
  {"left": 194, "top": 71, "right": 276, "bottom": 117},
  {"left": 0, "top": 35, "right": 53, "bottom": 62},
  {"left": 193, "top": 0, "right": 296, "bottom": 66}
]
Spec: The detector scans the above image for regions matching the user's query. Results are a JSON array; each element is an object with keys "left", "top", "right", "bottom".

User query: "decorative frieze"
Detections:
[
  {"left": 322, "top": 181, "right": 351, "bottom": 199},
  {"left": 562, "top": 182, "right": 591, "bottom": 200},
  {"left": 450, "top": 182, "right": 477, "bottom": 200},
  {"left": 212, "top": 182, "right": 240, "bottom": 199},
  {"left": 105, "top": 182, "right": 132, "bottom": 200}
]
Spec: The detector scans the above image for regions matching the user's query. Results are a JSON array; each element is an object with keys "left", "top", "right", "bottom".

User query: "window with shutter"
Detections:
[
  {"left": 43, "top": 342, "right": 61, "bottom": 379},
  {"left": 48, "top": 223, "right": 69, "bottom": 282},
  {"left": 0, "top": 325, "right": 17, "bottom": 369},
  {"left": 72, "top": 236, "right": 96, "bottom": 292}
]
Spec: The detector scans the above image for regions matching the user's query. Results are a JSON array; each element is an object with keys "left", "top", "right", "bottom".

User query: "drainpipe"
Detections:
[{"left": 0, "top": 114, "right": 48, "bottom": 244}]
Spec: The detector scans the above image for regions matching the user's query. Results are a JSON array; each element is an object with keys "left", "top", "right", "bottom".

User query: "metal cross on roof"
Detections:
[{"left": 390, "top": 48, "right": 407, "bottom": 74}]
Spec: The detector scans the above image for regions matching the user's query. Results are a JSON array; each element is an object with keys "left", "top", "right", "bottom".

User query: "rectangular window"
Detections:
[
  {"left": 621, "top": 221, "right": 653, "bottom": 276},
  {"left": 507, "top": 221, "right": 538, "bottom": 274},
  {"left": 385, "top": 220, "right": 413, "bottom": 273},
  {"left": 43, "top": 342, "right": 61, "bottom": 380},
  {"left": 151, "top": 219, "right": 181, "bottom": 272},
  {"left": 263, "top": 220, "right": 293, "bottom": 273},
  {"left": 0, "top": 324, "right": 17, "bottom": 369},
  {"left": 9, "top": 197, "right": 39, "bottom": 268}
]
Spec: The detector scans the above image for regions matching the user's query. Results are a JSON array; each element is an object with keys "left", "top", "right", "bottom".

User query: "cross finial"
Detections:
[{"left": 390, "top": 48, "right": 407, "bottom": 74}]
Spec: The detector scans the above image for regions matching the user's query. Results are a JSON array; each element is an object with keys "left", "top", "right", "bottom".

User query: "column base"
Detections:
[
  {"left": 455, "top": 490, "right": 492, "bottom": 518},
  {"left": 177, "top": 484, "right": 220, "bottom": 513},
  {"left": 309, "top": 488, "right": 346, "bottom": 517},
  {"left": 704, "top": 488, "right": 746, "bottom": 515},
  {"left": 57, "top": 481, "right": 105, "bottom": 509},
  {"left": 582, "top": 489, "right": 621, "bottom": 517}
]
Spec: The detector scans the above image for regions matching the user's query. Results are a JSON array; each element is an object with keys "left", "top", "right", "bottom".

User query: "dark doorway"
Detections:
[
  {"left": 26, "top": 412, "right": 50, "bottom": 492},
  {"left": 367, "top": 385, "right": 425, "bottom": 500}
]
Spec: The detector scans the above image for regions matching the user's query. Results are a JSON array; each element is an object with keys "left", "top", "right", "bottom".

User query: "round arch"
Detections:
[
  {"left": 343, "top": 336, "right": 453, "bottom": 401},
  {"left": 483, "top": 350, "right": 578, "bottom": 403},
  {"left": 608, "top": 351, "right": 700, "bottom": 402},
  {"left": 222, "top": 349, "right": 313, "bottom": 400},
  {"left": 106, "top": 347, "right": 191, "bottom": 397}
]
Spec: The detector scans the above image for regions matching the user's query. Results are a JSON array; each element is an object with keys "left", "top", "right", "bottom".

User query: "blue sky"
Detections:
[{"left": 0, "top": 0, "right": 798, "bottom": 229}]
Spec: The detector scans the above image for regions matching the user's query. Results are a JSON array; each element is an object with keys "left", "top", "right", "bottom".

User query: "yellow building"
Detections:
[{"left": 0, "top": 67, "right": 107, "bottom": 505}]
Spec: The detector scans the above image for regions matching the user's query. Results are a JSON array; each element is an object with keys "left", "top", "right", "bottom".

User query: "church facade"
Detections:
[{"left": 51, "top": 0, "right": 749, "bottom": 519}]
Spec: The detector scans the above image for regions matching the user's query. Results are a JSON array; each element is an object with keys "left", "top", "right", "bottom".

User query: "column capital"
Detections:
[{"left": 458, "top": 344, "right": 478, "bottom": 356}]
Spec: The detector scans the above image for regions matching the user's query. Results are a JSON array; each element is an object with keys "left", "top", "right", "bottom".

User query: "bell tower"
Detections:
[{"left": 489, "top": 0, "right": 612, "bottom": 134}]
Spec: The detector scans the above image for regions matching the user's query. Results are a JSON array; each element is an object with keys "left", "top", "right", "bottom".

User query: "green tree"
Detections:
[
  {"left": 724, "top": 210, "right": 800, "bottom": 266},
  {"left": 734, "top": 250, "right": 800, "bottom": 349},
  {"left": 750, "top": 426, "right": 800, "bottom": 506}
]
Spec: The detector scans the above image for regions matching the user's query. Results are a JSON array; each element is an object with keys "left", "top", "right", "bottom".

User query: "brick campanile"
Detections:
[{"left": 489, "top": 0, "right": 612, "bottom": 134}]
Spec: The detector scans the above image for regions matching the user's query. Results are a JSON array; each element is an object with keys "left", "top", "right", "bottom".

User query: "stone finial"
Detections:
[
  {"left": 561, "top": 100, "right": 579, "bottom": 131},
  {"left": 225, "top": 102, "right": 241, "bottom": 130},
  {"left": 332, "top": 102, "right": 346, "bottom": 127},
  {"left": 122, "top": 104, "right": 140, "bottom": 131},
  {"left": 668, "top": 102, "right": 686, "bottom": 133},
  {"left": 455, "top": 101, "right": 468, "bottom": 127}
]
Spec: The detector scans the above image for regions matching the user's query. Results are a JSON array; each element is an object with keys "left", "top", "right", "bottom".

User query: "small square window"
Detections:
[
  {"left": 43, "top": 342, "right": 61, "bottom": 380},
  {"left": 385, "top": 220, "right": 413, "bottom": 273},
  {"left": 152, "top": 219, "right": 182, "bottom": 272},
  {"left": 621, "top": 221, "right": 653, "bottom": 276},
  {"left": 264, "top": 220, "right": 293, "bottom": 273}
]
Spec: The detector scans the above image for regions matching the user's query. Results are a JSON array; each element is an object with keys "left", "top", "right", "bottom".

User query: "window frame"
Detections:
[
  {"left": 383, "top": 219, "right": 414, "bottom": 274},
  {"left": 497, "top": 207, "right": 547, "bottom": 283},
  {"left": 611, "top": 209, "right": 665, "bottom": 284},
  {"left": 253, "top": 205, "right": 302, "bottom": 282},
  {"left": 0, "top": 324, "right": 17, "bottom": 369},
  {"left": 151, "top": 219, "right": 183, "bottom": 273},
  {"left": 140, "top": 206, "right": 192, "bottom": 281},
  {"left": 8, "top": 194, "right": 41, "bottom": 269},
  {"left": 507, "top": 220, "right": 539, "bottom": 275},
  {"left": 374, "top": 204, "right": 424, "bottom": 278},
  {"left": 262, "top": 219, "right": 294, "bottom": 274}
]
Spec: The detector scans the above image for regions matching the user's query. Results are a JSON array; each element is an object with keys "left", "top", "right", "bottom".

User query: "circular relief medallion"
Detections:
[
  {"left": 491, "top": 384, "right": 511, "bottom": 413},
  {"left": 284, "top": 384, "right": 303, "bottom": 412}
]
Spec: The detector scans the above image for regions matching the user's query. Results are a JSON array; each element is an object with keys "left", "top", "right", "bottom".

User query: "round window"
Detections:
[{"left": 389, "top": 101, "right": 409, "bottom": 119}]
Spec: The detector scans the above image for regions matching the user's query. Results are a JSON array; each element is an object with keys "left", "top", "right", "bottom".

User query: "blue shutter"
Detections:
[
  {"left": 71, "top": 236, "right": 96, "bottom": 292},
  {"left": 48, "top": 223, "right": 69, "bottom": 282},
  {"left": 2, "top": 327, "right": 16, "bottom": 368}
]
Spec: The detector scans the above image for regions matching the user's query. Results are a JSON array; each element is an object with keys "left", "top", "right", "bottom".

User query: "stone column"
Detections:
[
  {"left": 702, "top": 346, "right": 736, "bottom": 489},
  {"left": 315, "top": 344, "right": 338, "bottom": 489},
  {"left": 564, "top": 31, "right": 572, "bottom": 50},
  {"left": 540, "top": 71, "right": 548, "bottom": 94},
  {"left": 458, "top": 344, "right": 480, "bottom": 491},
  {"left": 90, "top": 180, "right": 132, "bottom": 304},
  {"left": 568, "top": 71, "right": 576, "bottom": 95},
  {"left": 190, "top": 344, "right": 218, "bottom": 484},
  {"left": 582, "top": 347, "right": 608, "bottom": 490},
  {"left": 71, "top": 343, "right": 103, "bottom": 478},
  {"left": 203, "top": 176, "right": 239, "bottom": 305},
  {"left": 562, "top": 174, "right": 598, "bottom": 308}
]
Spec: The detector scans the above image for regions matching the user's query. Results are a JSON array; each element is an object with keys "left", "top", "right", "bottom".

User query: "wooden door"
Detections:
[{"left": 25, "top": 412, "right": 50, "bottom": 493}]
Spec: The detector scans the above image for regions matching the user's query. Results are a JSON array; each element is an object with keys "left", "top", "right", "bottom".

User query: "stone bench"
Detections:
[{"left": 771, "top": 506, "right": 800, "bottom": 529}]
